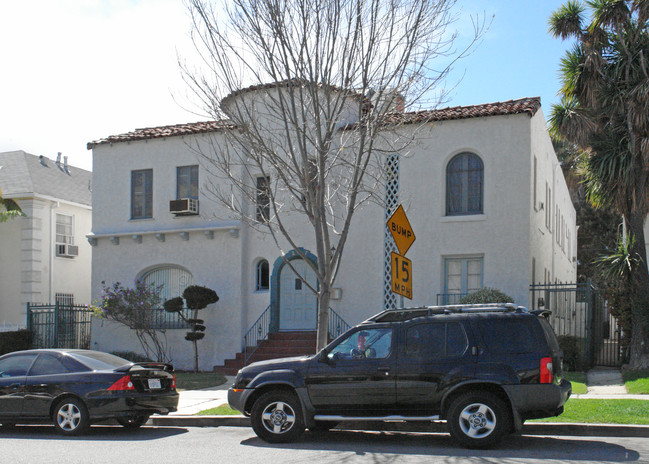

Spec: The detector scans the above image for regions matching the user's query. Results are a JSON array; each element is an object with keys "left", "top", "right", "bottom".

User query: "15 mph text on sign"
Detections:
[{"left": 391, "top": 252, "right": 412, "bottom": 299}]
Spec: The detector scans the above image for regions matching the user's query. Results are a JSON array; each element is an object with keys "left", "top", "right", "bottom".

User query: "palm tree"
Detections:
[
  {"left": 549, "top": 0, "right": 649, "bottom": 367},
  {"left": 0, "top": 187, "right": 25, "bottom": 223}
]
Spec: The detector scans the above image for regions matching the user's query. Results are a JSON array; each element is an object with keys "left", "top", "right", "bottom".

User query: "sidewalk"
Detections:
[
  {"left": 171, "top": 376, "right": 234, "bottom": 415},
  {"left": 149, "top": 368, "right": 649, "bottom": 437}
]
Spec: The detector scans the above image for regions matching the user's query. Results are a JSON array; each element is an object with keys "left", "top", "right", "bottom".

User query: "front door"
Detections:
[{"left": 279, "top": 259, "right": 318, "bottom": 331}]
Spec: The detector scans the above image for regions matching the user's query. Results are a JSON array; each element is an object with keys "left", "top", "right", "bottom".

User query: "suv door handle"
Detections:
[{"left": 377, "top": 367, "right": 391, "bottom": 376}]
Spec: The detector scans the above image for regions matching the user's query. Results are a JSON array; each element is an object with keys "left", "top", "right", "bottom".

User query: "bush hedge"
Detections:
[
  {"left": 0, "top": 329, "right": 32, "bottom": 356},
  {"left": 459, "top": 288, "right": 515, "bottom": 304},
  {"left": 557, "top": 335, "right": 589, "bottom": 371}
]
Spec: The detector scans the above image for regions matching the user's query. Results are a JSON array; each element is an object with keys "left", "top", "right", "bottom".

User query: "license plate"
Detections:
[{"left": 148, "top": 378, "right": 162, "bottom": 390}]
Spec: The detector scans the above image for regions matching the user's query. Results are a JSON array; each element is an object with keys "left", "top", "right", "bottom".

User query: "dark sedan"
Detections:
[{"left": 0, "top": 349, "right": 178, "bottom": 435}]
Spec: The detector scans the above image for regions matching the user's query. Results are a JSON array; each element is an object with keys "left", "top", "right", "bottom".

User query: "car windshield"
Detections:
[{"left": 71, "top": 351, "right": 132, "bottom": 371}]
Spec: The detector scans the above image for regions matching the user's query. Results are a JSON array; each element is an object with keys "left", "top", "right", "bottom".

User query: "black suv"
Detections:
[{"left": 228, "top": 303, "right": 571, "bottom": 448}]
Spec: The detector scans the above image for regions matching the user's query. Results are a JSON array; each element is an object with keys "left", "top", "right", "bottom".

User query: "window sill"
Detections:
[
  {"left": 253, "top": 289, "right": 269, "bottom": 294},
  {"left": 129, "top": 217, "right": 155, "bottom": 222},
  {"left": 440, "top": 214, "right": 486, "bottom": 223}
]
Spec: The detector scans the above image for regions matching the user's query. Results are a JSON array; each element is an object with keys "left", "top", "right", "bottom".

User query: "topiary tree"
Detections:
[
  {"left": 164, "top": 285, "right": 219, "bottom": 372},
  {"left": 459, "top": 288, "right": 515, "bottom": 305}
]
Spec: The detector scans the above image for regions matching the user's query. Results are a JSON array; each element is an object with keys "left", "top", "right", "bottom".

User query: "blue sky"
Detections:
[{"left": 0, "top": 0, "right": 573, "bottom": 171}]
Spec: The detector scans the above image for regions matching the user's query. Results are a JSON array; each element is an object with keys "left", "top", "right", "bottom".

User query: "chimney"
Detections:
[
  {"left": 56, "top": 152, "right": 62, "bottom": 165},
  {"left": 39, "top": 155, "right": 47, "bottom": 166},
  {"left": 63, "top": 156, "right": 69, "bottom": 173}
]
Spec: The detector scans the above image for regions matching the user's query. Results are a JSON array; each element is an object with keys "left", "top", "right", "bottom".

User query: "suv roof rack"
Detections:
[{"left": 367, "top": 303, "right": 529, "bottom": 323}]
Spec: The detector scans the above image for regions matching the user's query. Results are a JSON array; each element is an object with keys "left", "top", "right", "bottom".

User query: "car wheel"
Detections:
[
  {"left": 116, "top": 415, "right": 150, "bottom": 429},
  {"left": 447, "top": 392, "right": 511, "bottom": 449},
  {"left": 251, "top": 391, "right": 305, "bottom": 443},
  {"left": 53, "top": 398, "right": 90, "bottom": 436}
]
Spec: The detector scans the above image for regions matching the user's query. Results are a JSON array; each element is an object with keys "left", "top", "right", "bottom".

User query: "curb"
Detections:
[{"left": 150, "top": 415, "right": 649, "bottom": 437}]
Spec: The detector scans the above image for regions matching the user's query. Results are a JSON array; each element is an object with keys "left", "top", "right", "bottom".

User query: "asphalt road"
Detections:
[{"left": 2, "top": 425, "right": 649, "bottom": 464}]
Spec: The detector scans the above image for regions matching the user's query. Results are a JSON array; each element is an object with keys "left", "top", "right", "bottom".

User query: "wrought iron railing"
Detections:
[
  {"left": 242, "top": 305, "right": 351, "bottom": 365},
  {"left": 27, "top": 303, "right": 93, "bottom": 349},
  {"left": 328, "top": 308, "right": 350, "bottom": 340},
  {"left": 436, "top": 293, "right": 468, "bottom": 305},
  {"left": 244, "top": 304, "right": 272, "bottom": 364}
]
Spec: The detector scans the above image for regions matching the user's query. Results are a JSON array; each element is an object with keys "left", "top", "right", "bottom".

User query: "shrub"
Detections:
[
  {"left": 557, "top": 335, "right": 588, "bottom": 371},
  {"left": 459, "top": 288, "right": 515, "bottom": 304},
  {"left": 0, "top": 329, "right": 32, "bottom": 356}
]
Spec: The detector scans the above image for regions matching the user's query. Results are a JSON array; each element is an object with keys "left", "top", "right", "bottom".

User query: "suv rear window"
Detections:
[
  {"left": 405, "top": 322, "right": 468, "bottom": 358},
  {"left": 477, "top": 318, "right": 542, "bottom": 354}
]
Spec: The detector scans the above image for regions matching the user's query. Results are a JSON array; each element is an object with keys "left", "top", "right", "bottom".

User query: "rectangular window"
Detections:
[
  {"left": 176, "top": 165, "right": 198, "bottom": 200},
  {"left": 444, "top": 257, "right": 483, "bottom": 303},
  {"left": 256, "top": 176, "right": 270, "bottom": 223},
  {"left": 545, "top": 182, "right": 552, "bottom": 231},
  {"left": 131, "top": 169, "right": 153, "bottom": 219},
  {"left": 533, "top": 156, "right": 537, "bottom": 210},
  {"left": 55, "top": 214, "right": 74, "bottom": 245}
]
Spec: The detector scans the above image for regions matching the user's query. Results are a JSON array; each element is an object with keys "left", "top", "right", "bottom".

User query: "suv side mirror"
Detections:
[{"left": 318, "top": 351, "right": 332, "bottom": 364}]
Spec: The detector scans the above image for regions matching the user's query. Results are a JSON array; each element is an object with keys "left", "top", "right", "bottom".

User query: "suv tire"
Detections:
[
  {"left": 447, "top": 391, "right": 511, "bottom": 448},
  {"left": 251, "top": 391, "right": 305, "bottom": 443}
]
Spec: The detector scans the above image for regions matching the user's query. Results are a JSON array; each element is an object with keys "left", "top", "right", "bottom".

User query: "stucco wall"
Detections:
[
  {"left": 0, "top": 197, "right": 92, "bottom": 327},
  {"left": 529, "top": 109, "right": 577, "bottom": 291},
  {"left": 90, "top": 106, "right": 578, "bottom": 368}
]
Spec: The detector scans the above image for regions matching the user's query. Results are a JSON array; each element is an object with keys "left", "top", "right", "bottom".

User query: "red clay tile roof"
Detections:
[
  {"left": 87, "top": 120, "right": 236, "bottom": 149},
  {"left": 87, "top": 97, "right": 541, "bottom": 149},
  {"left": 383, "top": 97, "right": 541, "bottom": 126}
]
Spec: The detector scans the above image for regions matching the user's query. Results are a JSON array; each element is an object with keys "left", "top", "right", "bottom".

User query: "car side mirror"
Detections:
[{"left": 319, "top": 351, "right": 336, "bottom": 365}]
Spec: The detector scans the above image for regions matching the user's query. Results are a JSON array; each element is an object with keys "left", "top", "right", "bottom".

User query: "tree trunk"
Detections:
[
  {"left": 193, "top": 340, "right": 199, "bottom": 373},
  {"left": 627, "top": 212, "right": 649, "bottom": 368},
  {"left": 316, "top": 290, "right": 331, "bottom": 352}
]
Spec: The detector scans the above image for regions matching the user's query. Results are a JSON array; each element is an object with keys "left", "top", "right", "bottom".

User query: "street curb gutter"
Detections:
[{"left": 151, "top": 416, "right": 649, "bottom": 437}]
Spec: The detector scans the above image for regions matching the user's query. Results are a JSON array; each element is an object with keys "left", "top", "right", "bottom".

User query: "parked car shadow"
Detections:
[
  {"left": 0, "top": 424, "right": 188, "bottom": 441},
  {"left": 241, "top": 430, "right": 641, "bottom": 462}
]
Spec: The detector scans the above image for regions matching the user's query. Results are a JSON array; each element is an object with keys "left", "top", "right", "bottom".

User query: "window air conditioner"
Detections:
[
  {"left": 170, "top": 198, "right": 199, "bottom": 216},
  {"left": 56, "top": 244, "right": 79, "bottom": 258}
]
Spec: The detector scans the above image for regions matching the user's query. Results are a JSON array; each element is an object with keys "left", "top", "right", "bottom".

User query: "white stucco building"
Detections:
[
  {"left": 87, "top": 85, "right": 576, "bottom": 370},
  {"left": 0, "top": 151, "right": 92, "bottom": 329}
]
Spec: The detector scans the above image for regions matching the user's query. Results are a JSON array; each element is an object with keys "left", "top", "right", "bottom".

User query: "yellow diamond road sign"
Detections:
[{"left": 387, "top": 204, "right": 416, "bottom": 256}]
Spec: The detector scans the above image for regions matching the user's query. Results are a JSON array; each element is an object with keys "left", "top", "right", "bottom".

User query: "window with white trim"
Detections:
[
  {"left": 56, "top": 214, "right": 74, "bottom": 245},
  {"left": 131, "top": 169, "right": 153, "bottom": 219},
  {"left": 446, "top": 153, "right": 483, "bottom": 216},
  {"left": 255, "top": 259, "right": 270, "bottom": 291},
  {"left": 443, "top": 257, "right": 483, "bottom": 303}
]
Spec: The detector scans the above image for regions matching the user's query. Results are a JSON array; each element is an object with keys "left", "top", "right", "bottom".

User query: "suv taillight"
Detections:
[
  {"left": 540, "top": 357, "right": 553, "bottom": 384},
  {"left": 171, "top": 374, "right": 176, "bottom": 390},
  {"left": 107, "top": 375, "right": 135, "bottom": 391}
]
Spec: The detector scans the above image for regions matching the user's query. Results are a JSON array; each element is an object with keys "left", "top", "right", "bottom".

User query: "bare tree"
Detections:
[{"left": 181, "top": 0, "right": 485, "bottom": 351}]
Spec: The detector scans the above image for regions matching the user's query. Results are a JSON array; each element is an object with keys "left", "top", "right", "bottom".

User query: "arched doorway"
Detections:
[{"left": 269, "top": 249, "right": 319, "bottom": 332}]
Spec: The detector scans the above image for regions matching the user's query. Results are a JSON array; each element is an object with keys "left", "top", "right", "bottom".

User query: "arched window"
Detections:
[
  {"left": 256, "top": 259, "right": 269, "bottom": 291},
  {"left": 140, "top": 265, "right": 194, "bottom": 328},
  {"left": 446, "top": 153, "right": 483, "bottom": 216},
  {"left": 141, "top": 265, "right": 194, "bottom": 301}
]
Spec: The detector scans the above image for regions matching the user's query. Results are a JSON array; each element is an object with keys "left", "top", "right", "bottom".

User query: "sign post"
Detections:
[{"left": 387, "top": 204, "right": 415, "bottom": 300}]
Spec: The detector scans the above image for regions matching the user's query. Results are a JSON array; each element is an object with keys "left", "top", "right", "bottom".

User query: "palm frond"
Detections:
[{"left": 549, "top": 0, "right": 586, "bottom": 39}]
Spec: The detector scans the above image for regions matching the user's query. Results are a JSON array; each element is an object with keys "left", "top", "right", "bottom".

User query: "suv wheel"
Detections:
[
  {"left": 251, "top": 391, "right": 305, "bottom": 443},
  {"left": 447, "top": 392, "right": 511, "bottom": 448}
]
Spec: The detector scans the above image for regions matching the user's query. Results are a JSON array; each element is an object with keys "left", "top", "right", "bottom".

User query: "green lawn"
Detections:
[
  {"left": 175, "top": 372, "right": 227, "bottom": 391},
  {"left": 564, "top": 372, "right": 588, "bottom": 395},
  {"left": 623, "top": 369, "right": 649, "bottom": 394},
  {"left": 197, "top": 404, "right": 240, "bottom": 415},
  {"left": 535, "top": 398, "right": 649, "bottom": 424}
]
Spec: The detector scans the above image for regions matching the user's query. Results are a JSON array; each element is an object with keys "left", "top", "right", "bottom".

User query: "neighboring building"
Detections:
[
  {"left": 0, "top": 151, "right": 92, "bottom": 328},
  {"left": 87, "top": 87, "right": 576, "bottom": 370}
]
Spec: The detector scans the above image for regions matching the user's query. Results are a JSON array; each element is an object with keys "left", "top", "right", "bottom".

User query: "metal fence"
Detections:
[
  {"left": 530, "top": 281, "right": 621, "bottom": 368},
  {"left": 27, "top": 303, "right": 93, "bottom": 349}
]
